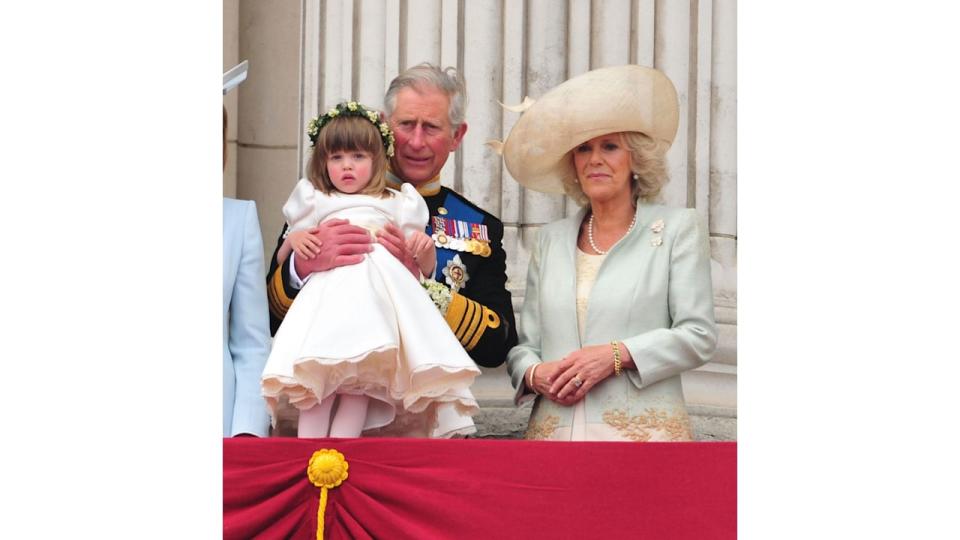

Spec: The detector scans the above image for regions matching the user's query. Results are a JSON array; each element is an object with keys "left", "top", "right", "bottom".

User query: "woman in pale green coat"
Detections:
[{"left": 501, "top": 65, "right": 717, "bottom": 441}]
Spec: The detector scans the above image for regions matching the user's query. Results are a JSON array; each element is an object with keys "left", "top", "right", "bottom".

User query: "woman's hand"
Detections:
[
  {"left": 525, "top": 361, "right": 562, "bottom": 398},
  {"left": 549, "top": 344, "right": 618, "bottom": 402},
  {"left": 526, "top": 361, "right": 583, "bottom": 406},
  {"left": 406, "top": 231, "right": 437, "bottom": 278}
]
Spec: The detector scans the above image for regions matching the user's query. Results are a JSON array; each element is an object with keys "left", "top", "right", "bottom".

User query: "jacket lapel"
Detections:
[
  {"left": 559, "top": 208, "right": 587, "bottom": 347},
  {"left": 584, "top": 202, "right": 658, "bottom": 341}
]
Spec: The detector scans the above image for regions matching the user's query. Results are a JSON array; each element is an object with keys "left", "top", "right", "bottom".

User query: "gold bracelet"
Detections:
[
  {"left": 528, "top": 363, "right": 541, "bottom": 394},
  {"left": 611, "top": 341, "right": 622, "bottom": 376}
]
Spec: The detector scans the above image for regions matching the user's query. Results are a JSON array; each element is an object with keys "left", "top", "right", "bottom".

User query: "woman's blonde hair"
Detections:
[
  {"left": 306, "top": 115, "right": 389, "bottom": 196},
  {"left": 560, "top": 131, "right": 669, "bottom": 206}
]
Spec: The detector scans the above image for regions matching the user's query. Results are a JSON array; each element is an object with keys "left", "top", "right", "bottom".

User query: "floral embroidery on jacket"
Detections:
[
  {"left": 524, "top": 415, "right": 560, "bottom": 440},
  {"left": 602, "top": 408, "right": 693, "bottom": 441}
]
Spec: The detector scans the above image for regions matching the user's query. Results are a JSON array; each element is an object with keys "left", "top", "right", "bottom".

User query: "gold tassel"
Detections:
[{"left": 307, "top": 449, "right": 350, "bottom": 539}]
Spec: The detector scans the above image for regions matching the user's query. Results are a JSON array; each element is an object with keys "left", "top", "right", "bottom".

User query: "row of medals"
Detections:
[{"left": 431, "top": 231, "right": 492, "bottom": 257}]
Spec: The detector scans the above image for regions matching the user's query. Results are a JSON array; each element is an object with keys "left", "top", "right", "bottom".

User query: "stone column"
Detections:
[
  {"left": 522, "top": 0, "right": 568, "bottom": 228},
  {"left": 499, "top": 0, "right": 525, "bottom": 295},
  {"left": 402, "top": 0, "right": 442, "bottom": 68},
  {"left": 692, "top": 0, "right": 714, "bottom": 221},
  {"left": 655, "top": 0, "right": 692, "bottom": 208},
  {"left": 459, "top": 0, "right": 503, "bottom": 210},
  {"left": 591, "top": 0, "right": 631, "bottom": 67},
  {"left": 710, "top": 0, "right": 738, "bottom": 292},
  {"left": 319, "top": 0, "right": 354, "bottom": 109},
  {"left": 355, "top": 0, "right": 389, "bottom": 107},
  {"left": 223, "top": 0, "right": 240, "bottom": 197},
  {"left": 706, "top": 0, "right": 738, "bottom": 416},
  {"left": 682, "top": 0, "right": 737, "bottom": 436},
  {"left": 632, "top": 0, "right": 655, "bottom": 66},
  {"left": 237, "top": 0, "right": 302, "bottom": 264}
]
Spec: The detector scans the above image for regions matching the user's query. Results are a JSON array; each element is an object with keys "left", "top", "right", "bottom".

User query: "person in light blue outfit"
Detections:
[
  {"left": 223, "top": 103, "right": 271, "bottom": 437},
  {"left": 500, "top": 66, "right": 717, "bottom": 441}
]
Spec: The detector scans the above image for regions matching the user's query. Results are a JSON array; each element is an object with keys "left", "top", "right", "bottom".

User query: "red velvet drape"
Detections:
[{"left": 224, "top": 438, "right": 736, "bottom": 539}]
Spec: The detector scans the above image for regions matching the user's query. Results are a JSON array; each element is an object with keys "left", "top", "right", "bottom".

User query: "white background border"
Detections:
[{"left": 2, "top": 1, "right": 959, "bottom": 537}]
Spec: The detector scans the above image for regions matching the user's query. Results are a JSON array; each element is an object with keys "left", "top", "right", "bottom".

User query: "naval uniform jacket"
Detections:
[{"left": 266, "top": 180, "right": 517, "bottom": 368}]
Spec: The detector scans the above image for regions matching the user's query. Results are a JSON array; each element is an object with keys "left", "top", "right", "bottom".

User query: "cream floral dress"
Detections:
[
  {"left": 507, "top": 203, "right": 716, "bottom": 442},
  {"left": 524, "top": 248, "right": 695, "bottom": 442}
]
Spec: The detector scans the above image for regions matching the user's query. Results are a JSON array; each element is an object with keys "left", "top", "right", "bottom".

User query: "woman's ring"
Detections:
[{"left": 573, "top": 376, "right": 583, "bottom": 387}]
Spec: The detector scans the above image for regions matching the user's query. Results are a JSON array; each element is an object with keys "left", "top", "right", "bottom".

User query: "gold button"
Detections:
[{"left": 438, "top": 207, "right": 448, "bottom": 215}]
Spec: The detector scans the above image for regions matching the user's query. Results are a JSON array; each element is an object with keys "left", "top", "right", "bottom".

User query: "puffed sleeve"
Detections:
[
  {"left": 396, "top": 182, "right": 429, "bottom": 238},
  {"left": 622, "top": 209, "right": 717, "bottom": 389},
  {"left": 282, "top": 178, "right": 321, "bottom": 232},
  {"left": 228, "top": 201, "right": 272, "bottom": 436},
  {"left": 505, "top": 230, "right": 544, "bottom": 404}
]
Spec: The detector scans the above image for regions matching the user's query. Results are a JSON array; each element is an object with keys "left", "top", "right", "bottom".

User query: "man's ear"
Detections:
[{"left": 450, "top": 122, "right": 468, "bottom": 151}]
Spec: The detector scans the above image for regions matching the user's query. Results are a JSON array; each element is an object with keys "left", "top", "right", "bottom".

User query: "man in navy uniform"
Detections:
[{"left": 266, "top": 63, "right": 517, "bottom": 368}]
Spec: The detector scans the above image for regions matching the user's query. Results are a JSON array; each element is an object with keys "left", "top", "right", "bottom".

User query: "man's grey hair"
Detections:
[{"left": 384, "top": 63, "right": 467, "bottom": 132}]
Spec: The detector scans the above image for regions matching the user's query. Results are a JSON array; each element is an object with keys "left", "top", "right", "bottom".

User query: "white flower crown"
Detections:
[{"left": 306, "top": 101, "right": 396, "bottom": 157}]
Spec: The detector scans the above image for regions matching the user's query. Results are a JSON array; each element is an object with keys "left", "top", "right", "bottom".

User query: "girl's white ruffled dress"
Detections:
[{"left": 262, "top": 179, "right": 479, "bottom": 437}]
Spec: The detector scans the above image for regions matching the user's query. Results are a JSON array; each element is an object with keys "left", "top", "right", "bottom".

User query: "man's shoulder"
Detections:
[{"left": 437, "top": 187, "right": 504, "bottom": 227}]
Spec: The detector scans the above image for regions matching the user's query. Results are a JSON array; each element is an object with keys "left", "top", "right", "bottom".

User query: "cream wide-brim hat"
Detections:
[{"left": 500, "top": 65, "right": 679, "bottom": 194}]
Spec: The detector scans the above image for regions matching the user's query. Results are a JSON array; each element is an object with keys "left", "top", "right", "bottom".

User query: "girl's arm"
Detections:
[
  {"left": 276, "top": 226, "right": 324, "bottom": 265},
  {"left": 276, "top": 237, "right": 293, "bottom": 265},
  {"left": 377, "top": 182, "right": 431, "bottom": 278},
  {"left": 406, "top": 231, "right": 437, "bottom": 278}
]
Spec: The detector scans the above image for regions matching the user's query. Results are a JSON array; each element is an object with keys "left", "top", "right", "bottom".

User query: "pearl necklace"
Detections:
[{"left": 587, "top": 212, "right": 637, "bottom": 255}]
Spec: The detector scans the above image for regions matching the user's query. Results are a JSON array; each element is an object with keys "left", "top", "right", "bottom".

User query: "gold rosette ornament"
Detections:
[{"left": 307, "top": 449, "right": 350, "bottom": 539}]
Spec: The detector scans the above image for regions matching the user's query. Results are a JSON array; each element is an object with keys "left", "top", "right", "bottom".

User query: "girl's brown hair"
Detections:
[{"left": 306, "top": 115, "right": 389, "bottom": 196}]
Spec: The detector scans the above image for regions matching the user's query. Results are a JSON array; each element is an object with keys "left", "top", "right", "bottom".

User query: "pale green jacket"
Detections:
[{"left": 506, "top": 202, "right": 717, "bottom": 427}]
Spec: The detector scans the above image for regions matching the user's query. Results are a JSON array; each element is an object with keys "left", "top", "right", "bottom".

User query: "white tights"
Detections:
[{"left": 298, "top": 394, "right": 370, "bottom": 438}]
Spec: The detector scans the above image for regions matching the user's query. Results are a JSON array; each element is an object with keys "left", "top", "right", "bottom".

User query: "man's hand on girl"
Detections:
[{"left": 294, "top": 219, "right": 372, "bottom": 279}]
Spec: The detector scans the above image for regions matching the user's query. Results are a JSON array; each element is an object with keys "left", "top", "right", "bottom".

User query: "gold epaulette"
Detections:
[
  {"left": 444, "top": 292, "right": 501, "bottom": 352},
  {"left": 266, "top": 265, "right": 293, "bottom": 319}
]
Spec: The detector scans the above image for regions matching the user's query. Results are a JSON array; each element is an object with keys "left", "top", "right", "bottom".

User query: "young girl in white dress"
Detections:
[{"left": 261, "top": 102, "right": 479, "bottom": 438}]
